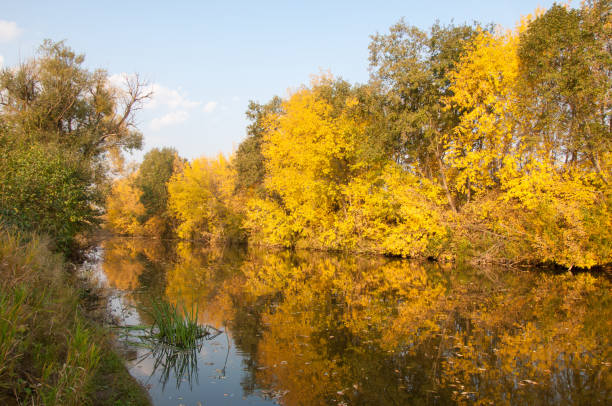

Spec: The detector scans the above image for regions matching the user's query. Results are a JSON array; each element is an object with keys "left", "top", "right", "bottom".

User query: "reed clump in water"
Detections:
[{"left": 143, "top": 299, "right": 209, "bottom": 349}]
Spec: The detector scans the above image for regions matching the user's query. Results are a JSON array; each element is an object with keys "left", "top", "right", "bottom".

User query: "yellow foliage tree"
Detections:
[
  {"left": 445, "top": 27, "right": 522, "bottom": 198},
  {"left": 247, "top": 79, "right": 367, "bottom": 249},
  {"left": 248, "top": 78, "right": 450, "bottom": 258},
  {"left": 105, "top": 173, "right": 146, "bottom": 235},
  {"left": 342, "top": 164, "right": 449, "bottom": 258},
  {"left": 168, "top": 154, "right": 244, "bottom": 243},
  {"left": 445, "top": 13, "right": 611, "bottom": 267}
]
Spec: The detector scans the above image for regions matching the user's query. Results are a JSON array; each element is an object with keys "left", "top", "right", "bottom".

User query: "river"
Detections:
[{"left": 84, "top": 237, "right": 611, "bottom": 405}]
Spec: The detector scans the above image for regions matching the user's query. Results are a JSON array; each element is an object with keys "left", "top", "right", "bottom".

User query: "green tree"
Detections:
[
  {"left": 0, "top": 40, "right": 148, "bottom": 252},
  {"left": 0, "top": 40, "right": 148, "bottom": 171},
  {"left": 134, "top": 147, "right": 179, "bottom": 236},
  {"left": 517, "top": 2, "right": 611, "bottom": 182},
  {"left": 0, "top": 144, "right": 98, "bottom": 253},
  {"left": 368, "top": 21, "right": 480, "bottom": 211},
  {"left": 233, "top": 97, "right": 283, "bottom": 192}
]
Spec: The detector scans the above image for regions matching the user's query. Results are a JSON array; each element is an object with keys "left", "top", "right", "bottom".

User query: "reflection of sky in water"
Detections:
[{"left": 84, "top": 238, "right": 612, "bottom": 406}]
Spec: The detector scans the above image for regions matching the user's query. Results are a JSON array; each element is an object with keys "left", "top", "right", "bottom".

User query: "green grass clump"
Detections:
[{"left": 145, "top": 299, "right": 209, "bottom": 349}]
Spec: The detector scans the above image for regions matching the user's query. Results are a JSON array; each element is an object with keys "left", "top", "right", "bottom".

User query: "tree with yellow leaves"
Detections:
[
  {"left": 445, "top": 8, "right": 611, "bottom": 267},
  {"left": 168, "top": 154, "right": 244, "bottom": 243},
  {"left": 247, "top": 77, "right": 368, "bottom": 249},
  {"left": 105, "top": 172, "right": 146, "bottom": 235},
  {"left": 445, "top": 26, "right": 522, "bottom": 200}
]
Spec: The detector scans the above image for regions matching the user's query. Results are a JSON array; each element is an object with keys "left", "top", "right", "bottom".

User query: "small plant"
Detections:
[
  {"left": 116, "top": 299, "right": 223, "bottom": 390},
  {"left": 143, "top": 299, "right": 209, "bottom": 349}
]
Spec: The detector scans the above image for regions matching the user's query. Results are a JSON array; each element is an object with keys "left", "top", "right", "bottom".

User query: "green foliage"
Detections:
[
  {"left": 368, "top": 21, "right": 479, "bottom": 211},
  {"left": 517, "top": 2, "right": 611, "bottom": 179},
  {"left": 133, "top": 147, "right": 179, "bottom": 236},
  {"left": 0, "top": 40, "right": 144, "bottom": 165},
  {"left": 0, "top": 40, "right": 148, "bottom": 254},
  {"left": 233, "top": 97, "right": 283, "bottom": 192},
  {"left": 0, "top": 144, "right": 99, "bottom": 253}
]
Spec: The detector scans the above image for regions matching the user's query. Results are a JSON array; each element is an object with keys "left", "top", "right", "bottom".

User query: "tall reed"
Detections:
[{"left": 144, "top": 299, "right": 209, "bottom": 349}]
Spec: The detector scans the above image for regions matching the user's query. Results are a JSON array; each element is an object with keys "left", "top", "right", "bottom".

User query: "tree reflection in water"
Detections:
[{"left": 101, "top": 238, "right": 612, "bottom": 405}]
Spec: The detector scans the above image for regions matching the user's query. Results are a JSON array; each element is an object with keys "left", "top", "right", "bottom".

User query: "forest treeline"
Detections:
[{"left": 107, "top": 2, "right": 612, "bottom": 269}]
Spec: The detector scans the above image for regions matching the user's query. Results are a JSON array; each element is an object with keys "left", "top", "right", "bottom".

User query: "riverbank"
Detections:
[{"left": 0, "top": 229, "right": 150, "bottom": 405}]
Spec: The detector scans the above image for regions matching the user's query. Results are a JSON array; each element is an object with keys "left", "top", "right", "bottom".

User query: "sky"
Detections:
[{"left": 1, "top": 0, "right": 563, "bottom": 162}]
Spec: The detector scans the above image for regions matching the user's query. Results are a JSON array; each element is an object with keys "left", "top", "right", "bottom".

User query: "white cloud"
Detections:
[
  {"left": 203, "top": 101, "right": 218, "bottom": 113},
  {"left": 107, "top": 73, "right": 132, "bottom": 89},
  {"left": 0, "top": 21, "right": 21, "bottom": 42},
  {"left": 150, "top": 111, "right": 189, "bottom": 131},
  {"left": 0, "top": 54, "right": 4, "bottom": 68},
  {"left": 147, "top": 83, "right": 201, "bottom": 110},
  {"left": 108, "top": 73, "right": 201, "bottom": 110}
]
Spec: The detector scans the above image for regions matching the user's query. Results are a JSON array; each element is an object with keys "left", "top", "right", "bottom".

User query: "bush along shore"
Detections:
[{"left": 0, "top": 229, "right": 150, "bottom": 405}]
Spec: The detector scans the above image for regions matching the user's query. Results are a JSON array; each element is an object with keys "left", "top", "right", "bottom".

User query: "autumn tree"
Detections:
[
  {"left": 445, "top": 27, "right": 522, "bottom": 199},
  {"left": 0, "top": 40, "right": 149, "bottom": 252},
  {"left": 105, "top": 170, "right": 146, "bottom": 235},
  {"left": 168, "top": 154, "right": 244, "bottom": 243},
  {"left": 445, "top": 7, "right": 612, "bottom": 267},
  {"left": 246, "top": 76, "right": 368, "bottom": 248},
  {"left": 368, "top": 21, "right": 480, "bottom": 211}
]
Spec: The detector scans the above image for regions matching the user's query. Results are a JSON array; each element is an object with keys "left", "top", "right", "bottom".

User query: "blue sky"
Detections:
[{"left": 1, "top": 0, "right": 562, "bottom": 161}]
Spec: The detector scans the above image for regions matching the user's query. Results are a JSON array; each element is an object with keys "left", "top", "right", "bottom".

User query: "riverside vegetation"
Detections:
[
  {"left": 0, "top": 41, "right": 151, "bottom": 404},
  {"left": 107, "top": 2, "right": 611, "bottom": 269},
  {"left": 0, "top": 231, "right": 150, "bottom": 405}
]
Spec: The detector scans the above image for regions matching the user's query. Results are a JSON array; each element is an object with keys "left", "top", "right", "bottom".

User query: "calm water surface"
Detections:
[{"left": 85, "top": 237, "right": 611, "bottom": 405}]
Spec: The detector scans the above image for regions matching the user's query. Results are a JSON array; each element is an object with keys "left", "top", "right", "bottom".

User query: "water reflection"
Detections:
[
  {"left": 148, "top": 342, "right": 201, "bottom": 391},
  {"left": 98, "top": 238, "right": 612, "bottom": 405}
]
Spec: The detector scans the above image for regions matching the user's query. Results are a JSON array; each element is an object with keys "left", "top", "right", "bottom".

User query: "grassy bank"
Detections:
[{"left": 0, "top": 229, "right": 150, "bottom": 406}]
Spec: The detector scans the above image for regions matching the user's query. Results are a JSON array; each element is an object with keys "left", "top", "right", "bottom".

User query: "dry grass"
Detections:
[{"left": 0, "top": 228, "right": 149, "bottom": 405}]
